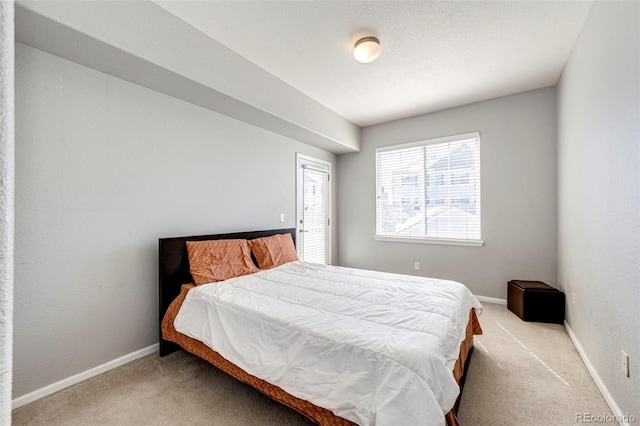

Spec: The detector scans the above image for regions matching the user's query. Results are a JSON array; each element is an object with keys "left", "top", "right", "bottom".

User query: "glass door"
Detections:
[{"left": 296, "top": 154, "right": 331, "bottom": 264}]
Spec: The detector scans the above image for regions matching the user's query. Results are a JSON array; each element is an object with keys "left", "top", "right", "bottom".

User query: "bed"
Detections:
[{"left": 159, "top": 228, "right": 482, "bottom": 426}]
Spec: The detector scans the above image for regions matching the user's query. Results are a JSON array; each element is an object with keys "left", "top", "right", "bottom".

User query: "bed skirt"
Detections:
[{"left": 161, "top": 283, "right": 482, "bottom": 426}]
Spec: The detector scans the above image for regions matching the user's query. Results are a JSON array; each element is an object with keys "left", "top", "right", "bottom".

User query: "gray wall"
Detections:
[
  {"left": 557, "top": 1, "right": 639, "bottom": 417},
  {"left": 14, "top": 44, "right": 338, "bottom": 398},
  {"left": 338, "top": 88, "right": 557, "bottom": 299},
  {"left": 0, "top": 1, "right": 14, "bottom": 421}
]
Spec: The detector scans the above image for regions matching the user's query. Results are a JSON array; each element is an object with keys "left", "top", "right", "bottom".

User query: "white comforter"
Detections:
[{"left": 173, "top": 261, "right": 481, "bottom": 426}]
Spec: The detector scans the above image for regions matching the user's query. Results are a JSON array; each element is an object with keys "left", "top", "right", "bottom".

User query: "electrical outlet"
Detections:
[
  {"left": 414, "top": 262, "right": 420, "bottom": 271},
  {"left": 572, "top": 293, "right": 576, "bottom": 306},
  {"left": 280, "top": 213, "right": 285, "bottom": 223},
  {"left": 621, "top": 350, "right": 629, "bottom": 377}
]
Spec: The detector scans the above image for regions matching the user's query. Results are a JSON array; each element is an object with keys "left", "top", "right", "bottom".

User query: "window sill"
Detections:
[{"left": 373, "top": 235, "right": 484, "bottom": 247}]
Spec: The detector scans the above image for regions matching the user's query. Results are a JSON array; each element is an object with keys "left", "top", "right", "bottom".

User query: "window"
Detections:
[{"left": 375, "top": 132, "right": 483, "bottom": 246}]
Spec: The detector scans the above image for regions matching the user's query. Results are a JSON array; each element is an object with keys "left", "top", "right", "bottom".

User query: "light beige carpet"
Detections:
[
  {"left": 13, "top": 303, "right": 612, "bottom": 425},
  {"left": 457, "top": 303, "right": 612, "bottom": 425}
]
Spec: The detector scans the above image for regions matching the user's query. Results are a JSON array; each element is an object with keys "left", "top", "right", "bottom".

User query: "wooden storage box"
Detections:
[{"left": 507, "top": 280, "right": 565, "bottom": 324}]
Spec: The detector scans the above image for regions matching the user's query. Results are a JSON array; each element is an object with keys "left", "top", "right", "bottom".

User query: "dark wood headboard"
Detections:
[{"left": 158, "top": 228, "right": 296, "bottom": 356}]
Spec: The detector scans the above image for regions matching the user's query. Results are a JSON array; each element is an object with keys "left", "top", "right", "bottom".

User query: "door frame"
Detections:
[{"left": 296, "top": 153, "right": 331, "bottom": 264}]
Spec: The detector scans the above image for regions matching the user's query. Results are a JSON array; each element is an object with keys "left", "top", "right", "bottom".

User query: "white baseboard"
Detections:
[
  {"left": 12, "top": 343, "right": 159, "bottom": 410},
  {"left": 475, "top": 295, "right": 507, "bottom": 305},
  {"left": 564, "top": 322, "right": 630, "bottom": 426}
]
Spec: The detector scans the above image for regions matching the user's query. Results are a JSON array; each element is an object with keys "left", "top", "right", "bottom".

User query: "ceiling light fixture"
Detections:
[{"left": 353, "top": 36, "right": 381, "bottom": 64}]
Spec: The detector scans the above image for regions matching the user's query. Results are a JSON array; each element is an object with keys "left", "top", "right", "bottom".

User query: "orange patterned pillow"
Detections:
[
  {"left": 186, "top": 239, "right": 259, "bottom": 285},
  {"left": 250, "top": 233, "right": 299, "bottom": 270}
]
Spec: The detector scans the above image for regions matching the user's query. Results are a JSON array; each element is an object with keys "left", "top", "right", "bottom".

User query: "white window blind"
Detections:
[
  {"left": 376, "top": 132, "right": 481, "bottom": 244},
  {"left": 301, "top": 166, "right": 329, "bottom": 264}
]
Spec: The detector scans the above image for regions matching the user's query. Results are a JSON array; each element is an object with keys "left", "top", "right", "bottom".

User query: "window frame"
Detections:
[{"left": 374, "top": 132, "right": 484, "bottom": 247}]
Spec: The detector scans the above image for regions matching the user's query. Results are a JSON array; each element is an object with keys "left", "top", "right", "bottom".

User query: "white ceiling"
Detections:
[{"left": 155, "top": 1, "right": 592, "bottom": 127}]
